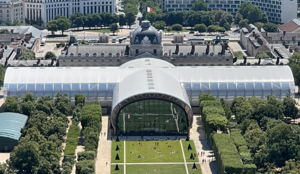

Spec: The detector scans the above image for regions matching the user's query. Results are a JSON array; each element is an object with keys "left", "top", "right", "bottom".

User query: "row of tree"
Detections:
[
  {"left": 0, "top": 93, "right": 71, "bottom": 173},
  {"left": 228, "top": 95, "right": 300, "bottom": 173}
]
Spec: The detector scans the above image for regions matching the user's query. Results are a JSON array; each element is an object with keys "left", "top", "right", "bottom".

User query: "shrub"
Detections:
[
  {"left": 243, "top": 164, "right": 257, "bottom": 174},
  {"left": 76, "top": 160, "right": 95, "bottom": 174},
  {"left": 77, "top": 151, "right": 96, "bottom": 161},
  {"left": 171, "top": 24, "right": 183, "bottom": 31},
  {"left": 233, "top": 51, "right": 244, "bottom": 59},
  {"left": 153, "top": 21, "right": 166, "bottom": 30},
  {"left": 64, "top": 125, "right": 80, "bottom": 155}
]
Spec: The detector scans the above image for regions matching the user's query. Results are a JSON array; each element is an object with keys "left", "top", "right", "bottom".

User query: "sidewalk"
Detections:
[
  {"left": 95, "top": 116, "right": 112, "bottom": 174},
  {"left": 190, "top": 115, "right": 218, "bottom": 174}
]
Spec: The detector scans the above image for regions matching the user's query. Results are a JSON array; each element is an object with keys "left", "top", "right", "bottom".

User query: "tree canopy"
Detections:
[
  {"left": 19, "top": 49, "right": 35, "bottom": 60},
  {"left": 289, "top": 52, "right": 300, "bottom": 86},
  {"left": 191, "top": 0, "right": 208, "bottom": 11}
]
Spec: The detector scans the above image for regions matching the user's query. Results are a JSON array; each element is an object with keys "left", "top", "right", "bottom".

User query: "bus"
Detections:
[{"left": 41, "top": 38, "right": 46, "bottom": 46}]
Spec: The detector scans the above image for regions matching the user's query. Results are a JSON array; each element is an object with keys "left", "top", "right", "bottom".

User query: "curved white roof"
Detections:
[
  {"left": 112, "top": 69, "right": 190, "bottom": 110},
  {"left": 120, "top": 58, "right": 175, "bottom": 68},
  {"left": 4, "top": 65, "right": 294, "bottom": 85}
]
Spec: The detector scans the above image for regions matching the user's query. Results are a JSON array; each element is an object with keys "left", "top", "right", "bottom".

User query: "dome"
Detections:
[{"left": 130, "top": 20, "right": 161, "bottom": 45}]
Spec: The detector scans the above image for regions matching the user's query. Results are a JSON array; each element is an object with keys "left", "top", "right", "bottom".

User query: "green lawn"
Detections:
[
  {"left": 126, "top": 140, "right": 184, "bottom": 163},
  {"left": 163, "top": 29, "right": 189, "bottom": 33},
  {"left": 181, "top": 140, "right": 199, "bottom": 162},
  {"left": 187, "top": 163, "right": 202, "bottom": 174},
  {"left": 111, "top": 140, "right": 124, "bottom": 163},
  {"left": 83, "top": 29, "right": 119, "bottom": 33},
  {"left": 126, "top": 164, "right": 186, "bottom": 174},
  {"left": 111, "top": 164, "right": 124, "bottom": 174}
]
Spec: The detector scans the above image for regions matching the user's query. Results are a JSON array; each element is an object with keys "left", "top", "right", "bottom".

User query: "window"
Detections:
[
  {"left": 136, "top": 49, "right": 139, "bottom": 54},
  {"left": 154, "top": 49, "right": 157, "bottom": 54}
]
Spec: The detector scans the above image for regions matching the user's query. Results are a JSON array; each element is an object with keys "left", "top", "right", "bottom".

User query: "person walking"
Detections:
[{"left": 106, "top": 162, "right": 108, "bottom": 166}]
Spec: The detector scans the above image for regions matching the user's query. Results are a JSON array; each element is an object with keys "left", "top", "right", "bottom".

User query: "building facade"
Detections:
[
  {"left": 23, "top": 0, "right": 115, "bottom": 25},
  {"left": 3, "top": 58, "right": 295, "bottom": 135},
  {"left": 0, "top": 0, "right": 23, "bottom": 24},
  {"left": 160, "top": 0, "right": 297, "bottom": 23}
]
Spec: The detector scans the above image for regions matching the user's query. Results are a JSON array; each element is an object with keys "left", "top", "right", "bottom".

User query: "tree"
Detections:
[
  {"left": 22, "top": 92, "right": 37, "bottom": 103},
  {"left": 234, "top": 13, "right": 243, "bottom": 24},
  {"left": 289, "top": 52, "right": 300, "bottom": 86},
  {"left": 109, "top": 23, "right": 119, "bottom": 34},
  {"left": 125, "top": 12, "right": 135, "bottom": 28},
  {"left": 172, "top": 24, "right": 183, "bottom": 31},
  {"left": 153, "top": 21, "right": 166, "bottom": 30},
  {"left": 3, "top": 96, "right": 20, "bottom": 113},
  {"left": 146, "top": 12, "right": 157, "bottom": 24},
  {"left": 283, "top": 93, "right": 299, "bottom": 122},
  {"left": 187, "top": 11, "right": 212, "bottom": 27},
  {"left": 263, "top": 22, "right": 278, "bottom": 32},
  {"left": 75, "top": 94, "right": 86, "bottom": 106},
  {"left": 46, "top": 20, "right": 58, "bottom": 35},
  {"left": 194, "top": 24, "right": 207, "bottom": 34},
  {"left": 0, "top": 29, "right": 10, "bottom": 34},
  {"left": 255, "top": 52, "right": 269, "bottom": 59},
  {"left": 119, "top": 14, "right": 126, "bottom": 28},
  {"left": 85, "top": 14, "right": 94, "bottom": 29},
  {"left": 282, "top": 159, "right": 300, "bottom": 174},
  {"left": 45, "top": 51, "right": 56, "bottom": 60},
  {"left": 207, "top": 25, "right": 217, "bottom": 33},
  {"left": 11, "top": 19, "right": 21, "bottom": 26},
  {"left": 21, "top": 101, "right": 35, "bottom": 116},
  {"left": 191, "top": 0, "right": 208, "bottom": 11},
  {"left": 70, "top": 12, "right": 85, "bottom": 29},
  {"left": 56, "top": 16, "right": 71, "bottom": 34},
  {"left": 235, "top": 101, "right": 254, "bottom": 123},
  {"left": 124, "top": 4, "right": 138, "bottom": 15},
  {"left": 9, "top": 141, "right": 40, "bottom": 173},
  {"left": 92, "top": 13, "right": 102, "bottom": 28},
  {"left": 239, "top": 19, "right": 248, "bottom": 29},
  {"left": 19, "top": 49, "right": 35, "bottom": 60}
]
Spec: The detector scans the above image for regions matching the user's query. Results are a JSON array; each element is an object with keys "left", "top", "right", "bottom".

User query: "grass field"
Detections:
[
  {"left": 126, "top": 140, "right": 184, "bottom": 163},
  {"left": 181, "top": 140, "right": 199, "bottom": 162},
  {"left": 111, "top": 164, "right": 124, "bottom": 174},
  {"left": 126, "top": 164, "right": 186, "bottom": 174},
  {"left": 111, "top": 140, "right": 124, "bottom": 163},
  {"left": 187, "top": 164, "right": 202, "bottom": 174}
]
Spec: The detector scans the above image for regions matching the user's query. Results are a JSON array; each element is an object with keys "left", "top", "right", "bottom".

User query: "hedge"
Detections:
[
  {"left": 230, "top": 131, "right": 248, "bottom": 147},
  {"left": 238, "top": 145, "right": 249, "bottom": 154},
  {"left": 212, "top": 133, "right": 243, "bottom": 174},
  {"left": 76, "top": 160, "right": 95, "bottom": 174},
  {"left": 62, "top": 155, "right": 76, "bottom": 174},
  {"left": 81, "top": 104, "right": 102, "bottom": 151},
  {"left": 64, "top": 125, "right": 81, "bottom": 155},
  {"left": 77, "top": 151, "right": 96, "bottom": 161},
  {"left": 243, "top": 164, "right": 257, "bottom": 174}
]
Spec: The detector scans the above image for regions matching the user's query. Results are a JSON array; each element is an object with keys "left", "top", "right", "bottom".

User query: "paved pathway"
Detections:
[
  {"left": 95, "top": 116, "right": 112, "bottom": 174},
  {"left": 59, "top": 116, "right": 72, "bottom": 167},
  {"left": 190, "top": 115, "right": 218, "bottom": 174}
]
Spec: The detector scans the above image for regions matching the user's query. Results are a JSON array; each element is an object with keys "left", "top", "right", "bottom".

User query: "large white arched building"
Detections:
[{"left": 3, "top": 58, "right": 295, "bottom": 135}]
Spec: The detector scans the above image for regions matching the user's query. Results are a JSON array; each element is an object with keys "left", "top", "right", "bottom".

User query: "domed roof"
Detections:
[{"left": 130, "top": 20, "right": 161, "bottom": 45}]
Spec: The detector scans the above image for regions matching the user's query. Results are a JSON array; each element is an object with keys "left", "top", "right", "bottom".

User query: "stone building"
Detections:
[{"left": 58, "top": 21, "right": 234, "bottom": 66}]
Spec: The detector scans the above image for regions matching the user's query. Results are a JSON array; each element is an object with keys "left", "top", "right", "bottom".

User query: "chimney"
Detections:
[
  {"left": 221, "top": 43, "right": 225, "bottom": 55},
  {"left": 4, "top": 45, "right": 7, "bottom": 49},
  {"left": 289, "top": 48, "right": 293, "bottom": 53},
  {"left": 175, "top": 44, "right": 179, "bottom": 54},
  {"left": 276, "top": 57, "right": 279, "bottom": 65},
  {"left": 258, "top": 58, "right": 261, "bottom": 65},
  {"left": 37, "top": 59, "right": 40, "bottom": 65},
  {"left": 285, "top": 44, "right": 289, "bottom": 49},
  {"left": 266, "top": 32, "right": 268, "bottom": 36},
  {"left": 190, "top": 44, "right": 195, "bottom": 55},
  {"left": 283, "top": 31, "right": 286, "bottom": 36},
  {"left": 243, "top": 56, "right": 247, "bottom": 65},
  {"left": 11, "top": 37, "right": 14, "bottom": 42},
  {"left": 233, "top": 57, "right": 237, "bottom": 63},
  {"left": 0, "top": 49, "right": 4, "bottom": 59},
  {"left": 51, "top": 59, "right": 54, "bottom": 66},
  {"left": 205, "top": 44, "right": 210, "bottom": 55},
  {"left": 1, "top": 44, "right": 3, "bottom": 48},
  {"left": 66, "top": 45, "right": 69, "bottom": 55}
]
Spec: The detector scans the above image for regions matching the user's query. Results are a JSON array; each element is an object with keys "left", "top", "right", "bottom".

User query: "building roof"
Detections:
[
  {"left": 0, "top": 113, "right": 28, "bottom": 140},
  {"left": 62, "top": 45, "right": 126, "bottom": 57},
  {"left": 278, "top": 19, "right": 300, "bottom": 33},
  {"left": 0, "top": 26, "right": 41, "bottom": 38},
  {"left": 130, "top": 20, "right": 161, "bottom": 45},
  {"left": 112, "top": 68, "right": 190, "bottom": 110},
  {"left": 4, "top": 59, "right": 294, "bottom": 86},
  {"left": 162, "top": 44, "right": 230, "bottom": 56},
  {"left": 120, "top": 58, "right": 175, "bottom": 68}
]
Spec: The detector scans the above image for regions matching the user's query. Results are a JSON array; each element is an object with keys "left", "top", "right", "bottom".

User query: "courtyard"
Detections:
[{"left": 110, "top": 139, "right": 202, "bottom": 174}]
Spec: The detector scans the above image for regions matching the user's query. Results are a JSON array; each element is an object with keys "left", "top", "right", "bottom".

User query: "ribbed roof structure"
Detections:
[{"left": 0, "top": 113, "right": 28, "bottom": 140}]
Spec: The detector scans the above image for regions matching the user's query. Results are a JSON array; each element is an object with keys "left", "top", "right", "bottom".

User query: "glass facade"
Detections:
[
  {"left": 116, "top": 99, "right": 189, "bottom": 136},
  {"left": 185, "top": 82, "right": 294, "bottom": 104}
]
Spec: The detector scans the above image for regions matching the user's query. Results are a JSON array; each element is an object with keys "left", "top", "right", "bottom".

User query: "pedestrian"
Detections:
[
  {"left": 106, "top": 162, "right": 107, "bottom": 166},
  {"left": 155, "top": 142, "right": 156, "bottom": 146},
  {"left": 198, "top": 152, "right": 199, "bottom": 156},
  {"left": 104, "top": 132, "right": 106, "bottom": 136},
  {"left": 101, "top": 132, "right": 102, "bottom": 136}
]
